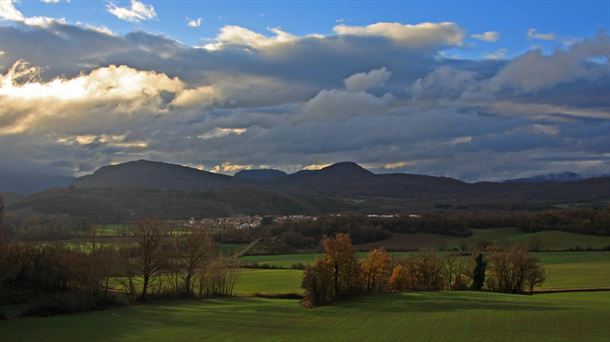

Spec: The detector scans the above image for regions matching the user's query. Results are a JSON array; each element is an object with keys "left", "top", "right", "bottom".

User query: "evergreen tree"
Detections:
[{"left": 472, "top": 253, "right": 486, "bottom": 290}]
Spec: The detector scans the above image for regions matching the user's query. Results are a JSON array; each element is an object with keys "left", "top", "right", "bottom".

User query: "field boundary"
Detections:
[{"left": 533, "top": 287, "right": 610, "bottom": 294}]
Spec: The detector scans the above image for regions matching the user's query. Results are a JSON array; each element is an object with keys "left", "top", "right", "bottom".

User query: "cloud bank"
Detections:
[{"left": 0, "top": 20, "right": 608, "bottom": 180}]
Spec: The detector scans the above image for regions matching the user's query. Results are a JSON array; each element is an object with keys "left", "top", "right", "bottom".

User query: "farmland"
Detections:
[
  {"left": 3, "top": 225, "right": 610, "bottom": 340},
  {"left": 235, "top": 269, "right": 304, "bottom": 295},
  {"left": 2, "top": 291, "right": 609, "bottom": 341},
  {"left": 94, "top": 251, "right": 610, "bottom": 296},
  {"left": 239, "top": 251, "right": 610, "bottom": 290},
  {"left": 354, "top": 228, "right": 610, "bottom": 251}
]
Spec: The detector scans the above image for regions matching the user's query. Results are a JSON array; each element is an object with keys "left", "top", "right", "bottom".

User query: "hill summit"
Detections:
[{"left": 73, "top": 160, "right": 239, "bottom": 190}]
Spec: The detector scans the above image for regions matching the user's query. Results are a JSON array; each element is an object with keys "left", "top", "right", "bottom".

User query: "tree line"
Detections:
[
  {"left": 256, "top": 207, "right": 610, "bottom": 253},
  {"left": 301, "top": 233, "right": 546, "bottom": 307},
  {"left": 0, "top": 219, "right": 237, "bottom": 316},
  {"left": 4, "top": 206, "right": 609, "bottom": 247}
]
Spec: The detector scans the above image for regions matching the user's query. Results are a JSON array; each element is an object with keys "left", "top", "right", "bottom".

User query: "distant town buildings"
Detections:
[
  {"left": 181, "top": 216, "right": 263, "bottom": 230},
  {"left": 175, "top": 212, "right": 416, "bottom": 230}
]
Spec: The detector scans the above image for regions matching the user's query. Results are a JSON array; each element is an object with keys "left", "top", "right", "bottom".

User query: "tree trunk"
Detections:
[{"left": 141, "top": 275, "right": 149, "bottom": 300}]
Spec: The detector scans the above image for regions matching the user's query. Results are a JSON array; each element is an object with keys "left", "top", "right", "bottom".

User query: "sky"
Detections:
[{"left": 0, "top": 0, "right": 609, "bottom": 181}]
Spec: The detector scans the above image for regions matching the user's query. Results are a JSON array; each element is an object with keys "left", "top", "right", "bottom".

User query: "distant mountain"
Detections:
[
  {"left": 0, "top": 173, "right": 74, "bottom": 194},
  {"left": 0, "top": 192, "right": 24, "bottom": 207},
  {"left": 267, "top": 162, "right": 479, "bottom": 200},
  {"left": 504, "top": 172, "right": 584, "bottom": 184},
  {"left": 234, "top": 169, "right": 287, "bottom": 181},
  {"left": 73, "top": 160, "right": 242, "bottom": 191},
  {"left": 6, "top": 160, "right": 610, "bottom": 222},
  {"left": 9, "top": 186, "right": 353, "bottom": 222},
  {"left": 269, "top": 162, "right": 375, "bottom": 190}
]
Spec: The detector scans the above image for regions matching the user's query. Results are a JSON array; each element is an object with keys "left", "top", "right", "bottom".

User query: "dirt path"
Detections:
[{"left": 233, "top": 238, "right": 261, "bottom": 257}]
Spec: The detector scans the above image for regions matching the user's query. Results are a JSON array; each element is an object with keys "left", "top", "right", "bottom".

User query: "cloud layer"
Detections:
[{"left": 0, "top": 20, "right": 609, "bottom": 180}]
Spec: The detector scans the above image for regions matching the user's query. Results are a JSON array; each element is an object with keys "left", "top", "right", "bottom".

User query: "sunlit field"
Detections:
[
  {"left": 354, "top": 228, "right": 610, "bottom": 251},
  {"left": 235, "top": 269, "right": 304, "bottom": 295},
  {"left": 2, "top": 292, "right": 609, "bottom": 341},
  {"left": 240, "top": 251, "right": 610, "bottom": 290}
]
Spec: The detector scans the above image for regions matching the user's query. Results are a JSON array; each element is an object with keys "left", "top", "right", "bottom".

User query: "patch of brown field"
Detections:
[{"left": 354, "top": 233, "right": 459, "bottom": 251}]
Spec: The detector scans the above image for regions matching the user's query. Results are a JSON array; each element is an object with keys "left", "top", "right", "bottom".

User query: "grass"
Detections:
[
  {"left": 241, "top": 253, "right": 324, "bottom": 268},
  {"left": 2, "top": 291, "right": 609, "bottom": 341},
  {"left": 219, "top": 243, "right": 247, "bottom": 256},
  {"left": 235, "top": 269, "right": 304, "bottom": 295},
  {"left": 536, "top": 252, "right": 610, "bottom": 289},
  {"left": 240, "top": 251, "right": 610, "bottom": 290},
  {"left": 355, "top": 227, "right": 610, "bottom": 251},
  {"left": 105, "top": 268, "right": 304, "bottom": 296},
  {"left": 87, "top": 224, "right": 133, "bottom": 236}
]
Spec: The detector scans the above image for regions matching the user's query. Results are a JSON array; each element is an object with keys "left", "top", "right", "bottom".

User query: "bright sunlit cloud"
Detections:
[
  {"left": 471, "top": 31, "right": 500, "bottom": 42},
  {"left": 106, "top": 0, "right": 156, "bottom": 22},
  {"left": 187, "top": 17, "right": 202, "bottom": 28},
  {"left": 527, "top": 28, "right": 556, "bottom": 41}
]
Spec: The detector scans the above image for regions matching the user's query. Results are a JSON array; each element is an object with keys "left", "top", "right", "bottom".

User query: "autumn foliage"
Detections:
[{"left": 302, "top": 233, "right": 546, "bottom": 307}]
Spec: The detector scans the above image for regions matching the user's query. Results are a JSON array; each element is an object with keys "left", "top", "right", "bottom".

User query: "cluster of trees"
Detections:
[
  {"left": 118, "top": 220, "right": 237, "bottom": 301},
  {"left": 301, "top": 234, "right": 546, "bottom": 307},
  {"left": 0, "top": 220, "right": 237, "bottom": 316},
  {"left": 485, "top": 245, "right": 546, "bottom": 293},
  {"left": 517, "top": 207, "right": 610, "bottom": 236},
  {"left": 265, "top": 207, "right": 610, "bottom": 253},
  {"left": 258, "top": 214, "right": 485, "bottom": 253},
  {"left": 261, "top": 216, "right": 392, "bottom": 251},
  {"left": 3, "top": 213, "right": 90, "bottom": 241}
]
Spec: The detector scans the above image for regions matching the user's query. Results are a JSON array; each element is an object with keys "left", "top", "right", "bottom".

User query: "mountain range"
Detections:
[
  {"left": 5, "top": 160, "right": 610, "bottom": 222},
  {"left": 503, "top": 172, "right": 584, "bottom": 184}
]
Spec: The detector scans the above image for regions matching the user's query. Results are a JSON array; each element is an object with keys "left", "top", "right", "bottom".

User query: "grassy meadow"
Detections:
[
  {"left": 2, "top": 291, "right": 609, "bottom": 341},
  {"left": 3, "top": 227, "right": 609, "bottom": 341},
  {"left": 235, "top": 269, "right": 304, "bottom": 295},
  {"left": 239, "top": 251, "right": 610, "bottom": 290},
  {"left": 355, "top": 227, "right": 610, "bottom": 251}
]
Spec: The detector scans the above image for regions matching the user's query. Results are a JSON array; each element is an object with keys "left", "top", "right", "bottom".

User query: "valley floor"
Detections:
[
  {"left": 2, "top": 291, "right": 609, "bottom": 341},
  {"left": 239, "top": 251, "right": 610, "bottom": 292}
]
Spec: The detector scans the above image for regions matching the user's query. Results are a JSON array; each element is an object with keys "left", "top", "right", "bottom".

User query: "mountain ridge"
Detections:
[{"left": 6, "top": 160, "right": 610, "bottom": 221}]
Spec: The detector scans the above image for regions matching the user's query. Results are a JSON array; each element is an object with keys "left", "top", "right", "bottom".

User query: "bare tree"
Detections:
[
  {"left": 444, "top": 252, "right": 459, "bottom": 290},
  {"left": 525, "top": 259, "right": 546, "bottom": 294},
  {"left": 486, "top": 246, "right": 546, "bottom": 293},
  {"left": 174, "top": 228, "right": 215, "bottom": 297},
  {"left": 131, "top": 219, "right": 167, "bottom": 300}
]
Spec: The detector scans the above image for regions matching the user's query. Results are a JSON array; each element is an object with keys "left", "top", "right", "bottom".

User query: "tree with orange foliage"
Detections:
[
  {"left": 361, "top": 247, "right": 390, "bottom": 293},
  {"left": 322, "top": 233, "right": 362, "bottom": 297},
  {"left": 387, "top": 263, "right": 411, "bottom": 291},
  {"left": 302, "top": 233, "right": 362, "bottom": 306}
]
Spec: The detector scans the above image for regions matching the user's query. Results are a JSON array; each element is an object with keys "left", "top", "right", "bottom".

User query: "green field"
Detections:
[
  {"left": 88, "top": 224, "right": 133, "bottom": 236},
  {"left": 355, "top": 228, "right": 610, "bottom": 251},
  {"left": 537, "top": 252, "right": 610, "bottom": 289},
  {"left": 219, "top": 243, "right": 247, "bottom": 255},
  {"left": 2, "top": 291, "right": 609, "bottom": 341},
  {"left": 240, "top": 251, "right": 610, "bottom": 290},
  {"left": 235, "top": 269, "right": 304, "bottom": 295},
  {"left": 241, "top": 253, "right": 323, "bottom": 268}
]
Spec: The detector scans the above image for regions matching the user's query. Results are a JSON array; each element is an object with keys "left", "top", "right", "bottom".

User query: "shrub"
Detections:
[
  {"left": 21, "top": 292, "right": 126, "bottom": 317},
  {"left": 254, "top": 292, "right": 303, "bottom": 299}
]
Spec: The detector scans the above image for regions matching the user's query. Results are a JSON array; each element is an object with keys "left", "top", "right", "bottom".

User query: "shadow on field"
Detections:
[{"left": 332, "top": 292, "right": 568, "bottom": 313}]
